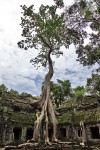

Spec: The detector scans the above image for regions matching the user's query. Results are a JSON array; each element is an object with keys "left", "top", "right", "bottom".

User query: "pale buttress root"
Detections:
[
  {"left": 32, "top": 49, "right": 58, "bottom": 144},
  {"left": 80, "top": 121, "right": 87, "bottom": 147}
]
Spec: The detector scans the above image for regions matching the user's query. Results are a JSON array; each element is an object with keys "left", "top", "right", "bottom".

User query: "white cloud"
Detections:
[{"left": 0, "top": 0, "right": 96, "bottom": 96}]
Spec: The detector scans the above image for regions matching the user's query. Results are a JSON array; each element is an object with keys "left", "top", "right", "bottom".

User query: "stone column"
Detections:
[
  {"left": 67, "top": 125, "right": 70, "bottom": 139},
  {"left": 21, "top": 127, "right": 26, "bottom": 142},
  {"left": 8, "top": 127, "right": 14, "bottom": 143},
  {"left": 2, "top": 128, "right": 6, "bottom": 144},
  {"left": 66, "top": 127, "right": 68, "bottom": 139},
  {"left": 86, "top": 126, "right": 91, "bottom": 140},
  {"left": 73, "top": 126, "right": 77, "bottom": 140}
]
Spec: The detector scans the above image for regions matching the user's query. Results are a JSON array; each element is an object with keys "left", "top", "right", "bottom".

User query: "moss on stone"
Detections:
[
  {"left": 59, "top": 95, "right": 100, "bottom": 111},
  {"left": 1, "top": 93, "right": 100, "bottom": 125},
  {"left": 58, "top": 110, "right": 100, "bottom": 124},
  {"left": 9, "top": 112, "right": 35, "bottom": 124},
  {"left": 58, "top": 113, "right": 71, "bottom": 124},
  {"left": 58, "top": 95, "right": 100, "bottom": 125}
]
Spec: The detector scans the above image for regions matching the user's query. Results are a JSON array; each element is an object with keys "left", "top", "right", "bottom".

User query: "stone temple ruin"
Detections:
[
  {"left": 0, "top": 92, "right": 100, "bottom": 146},
  {"left": 0, "top": 92, "right": 35, "bottom": 145}
]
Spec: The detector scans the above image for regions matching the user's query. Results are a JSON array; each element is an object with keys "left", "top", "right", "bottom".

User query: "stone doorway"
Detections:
[
  {"left": 26, "top": 128, "right": 33, "bottom": 140},
  {"left": 78, "top": 129, "right": 82, "bottom": 137},
  {"left": 90, "top": 127, "right": 100, "bottom": 139},
  {"left": 13, "top": 127, "right": 22, "bottom": 141},
  {"left": 60, "top": 128, "right": 66, "bottom": 138}
]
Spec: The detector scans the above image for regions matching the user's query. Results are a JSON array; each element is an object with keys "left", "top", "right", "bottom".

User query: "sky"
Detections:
[{"left": 0, "top": 0, "right": 97, "bottom": 96}]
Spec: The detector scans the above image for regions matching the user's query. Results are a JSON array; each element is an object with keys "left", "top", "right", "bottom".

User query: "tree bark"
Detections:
[
  {"left": 80, "top": 121, "right": 87, "bottom": 148},
  {"left": 32, "top": 48, "right": 58, "bottom": 144}
]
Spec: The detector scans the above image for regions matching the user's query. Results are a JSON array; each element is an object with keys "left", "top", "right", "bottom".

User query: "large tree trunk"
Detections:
[{"left": 32, "top": 49, "right": 58, "bottom": 145}]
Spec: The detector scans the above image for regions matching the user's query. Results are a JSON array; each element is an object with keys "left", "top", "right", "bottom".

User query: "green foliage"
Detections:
[
  {"left": 73, "top": 86, "right": 86, "bottom": 97},
  {"left": 0, "top": 84, "right": 8, "bottom": 93},
  {"left": 75, "top": 0, "right": 100, "bottom": 69},
  {"left": 50, "top": 80, "right": 72, "bottom": 107},
  {"left": 86, "top": 73, "right": 100, "bottom": 95},
  {"left": 53, "top": 0, "right": 64, "bottom": 8},
  {"left": 64, "top": 0, "right": 100, "bottom": 73},
  {"left": 58, "top": 113, "right": 71, "bottom": 124},
  {"left": 76, "top": 44, "right": 100, "bottom": 66},
  {"left": 85, "top": 8, "right": 92, "bottom": 18},
  {"left": 9, "top": 112, "right": 35, "bottom": 124},
  {"left": 18, "top": 2, "right": 66, "bottom": 68},
  {"left": 20, "top": 92, "right": 31, "bottom": 97},
  {"left": 18, "top": 0, "right": 89, "bottom": 69},
  {"left": 80, "top": 0, "right": 87, "bottom": 9},
  {"left": 0, "top": 83, "right": 34, "bottom": 98},
  {"left": 17, "top": 0, "right": 100, "bottom": 104},
  {"left": 58, "top": 110, "right": 100, "bottom": 124},
  {"left": 9, "top": 89, "right": 19, "bottom": 96},
  {"left": 64, "top": 0, "right": 100, "bottom": 98}
]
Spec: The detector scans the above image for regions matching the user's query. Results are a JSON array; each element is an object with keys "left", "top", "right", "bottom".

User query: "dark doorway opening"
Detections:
[
  {"left": 13, "top": 127, "right": 22, "bottom": 141},
  {"left": 90, "top": 127, "right": 100, "bottom": 139},
  {"left": 13, "top": 106, "right": 21, "bottom": 112},
  {"left": 60, "top": 128, "right": 66, "bottom": 138},
  {"left": 78, "top": 129, "right": 82, "bottom": 137},
  {"left": 26, "top": 128, "right": 33, "bottom": 140}
]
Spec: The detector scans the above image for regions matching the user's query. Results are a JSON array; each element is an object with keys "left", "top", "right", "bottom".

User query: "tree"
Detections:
[
  {"left": 18, "top": 0, "right": 88, "bottom": 144},
  {"left": 51, "top": 80, "right": 72, "bottom": 107},
  {"left": 86, "top": 73, "right": 100, "bottom": 95},
  {"left": 0, "top": 84, "right": 8, "bottom": 94},
  {"left": 9, "top": 89, "right": 19, "bottom": 96},
  {"left": 65, "top": 0, "right": 100, "bottom": 70},
  {"left": 65, "top": 0, "right": 100, "bottom": 99},
  {"left": 20, "top": 92, "right": 31, "bottom": 97},
  {"left": 77, "top": 0, "right": 100, "bottom": 69},
  {"left": 73, "top": 86, "right": 86, "bottom": 97}
]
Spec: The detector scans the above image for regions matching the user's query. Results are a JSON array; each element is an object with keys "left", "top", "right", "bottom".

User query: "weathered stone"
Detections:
[{"left": 0, "top": 92, "right": 100, "bottom": 146}]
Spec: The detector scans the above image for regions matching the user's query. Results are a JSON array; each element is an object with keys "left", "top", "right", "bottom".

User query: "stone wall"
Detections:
[
  {"left": 0, "top": 93, "right": 100, "bottom": 145},
  {"left": 0, "top": 92, "right": 35, "bottom": 145}
]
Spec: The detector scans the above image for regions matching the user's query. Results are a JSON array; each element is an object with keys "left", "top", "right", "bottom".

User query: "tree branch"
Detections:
[{"left": 37, "top": 34, "right": 52, "bottom": 49}]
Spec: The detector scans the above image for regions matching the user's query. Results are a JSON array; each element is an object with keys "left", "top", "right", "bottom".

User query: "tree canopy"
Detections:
[
  {"left": 73, "top": 86, "right": 86, "bottom": 97},
  {"left": 9, "top": 89, "right": 19, "bottom": 96},
  {"left": 86, "top": 73, "right": 100, "bottom": 95},
  {"left": 64, "top": 0, "right": 100, "bottom": 101},
  {"left": 0, "top": 84, "right": 8, "bottom": 93},
  {"left": 18, "top": 0, "right": 88, "bottom": 67},
  {"left": 51, "top": 80, "right": 72, "bottom": 107},
  {"left": 18, "top": 3, "right": 65, "bottom": 67},
  {"left": 65, "top": 0, "right": 100, "bottom": 69}
]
